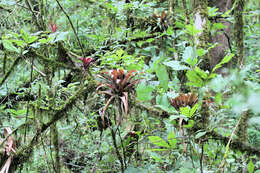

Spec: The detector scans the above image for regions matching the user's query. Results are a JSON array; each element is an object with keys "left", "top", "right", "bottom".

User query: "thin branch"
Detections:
[
  {"left": 0, "top": 56, "right": 22, "bottom": 87},
  {"left": 219, "top": 117, "right": 242, "bottom": 172},
  {"left": 55, "top": 0, "right": 85, "bottom": 56},
  {"left": 24, "top": 0, "right": 42, "bottom": 30}
]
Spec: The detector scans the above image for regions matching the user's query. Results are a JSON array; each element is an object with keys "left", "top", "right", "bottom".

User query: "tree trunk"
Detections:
[
  {"left": 234, "top": 0, "right": 245, "bottom": 67},
  {"left": 208, "top": 0, "right": 233, "bottom": 71},
  {"left": 193, "top": 0, "right": 210, "bottom": 71}
]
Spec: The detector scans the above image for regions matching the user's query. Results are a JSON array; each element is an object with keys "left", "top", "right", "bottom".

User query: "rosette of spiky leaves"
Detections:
[
  {"left": 169, "top": 93, "right": 198, "bottom": 111},
  {"left": 96, "top": 69, "right": 140, "bottom": 125},
  {"left": 169, "top": 93, "right": 198, "bottom": 153}
]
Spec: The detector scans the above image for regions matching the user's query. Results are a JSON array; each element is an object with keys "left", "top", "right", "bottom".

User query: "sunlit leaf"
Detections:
[
  {"left": 148, "top": 136, "right": 170, "bottom": 148},
  {"left": 136, "top": 83, "right": 154, "bottom": 101},
  {"left": 164, "top": 60, "right": 189, "bottom": 71},
  {"left": 2, "top": 40, "right": 20, "bottom": 53},
  {"left": 155, "top": 64, "right": 169, "bottom": 90},
  {"left": 167, "top": 131, "right": 176, "bottom": 148},
  {"left": 248, "top": 159, "right": 255, "bottom": 173}
]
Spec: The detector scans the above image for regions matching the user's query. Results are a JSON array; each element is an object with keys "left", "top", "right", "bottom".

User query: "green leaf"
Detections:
[
  {"left": 148, "top": 136, "right": 170, "bottom": 148},
  {"left": 215, "top": 93, "right": 222, "bottom": 105},
  {"left": 212, "top": 23, "right": 227, "bottom": 30},
  {"left": 180, "top": 107, "right": 190, "bottom": 117},
  {"left": 248, "top": 159, "right": 254, "bottom": 173},
  {"left": 156, "top": 94, "right": 170, "bottom": 108},
  {"left": 183, "top": 120, "right": 194, "bottom": 128},
  {"left": 11, "top": 39, "right": 26, "bottom": 47},
  {"left": 2, "top": 40, "right": 20, "bottom": 53},
  {"left": 186, "top": 70, "right": 203, "bottom": 87},
  {"left": 21, "top": 29, "right": 29, "bottom": 42},
  {"left": 167, "top": 131, "right": 176, "bottom": 148},
  {"left": 183, "top": 46, "right": 197, "bottom": 63},
  {"left": 195, "top": 131, "right": 207, "bottom": 139},
  {"left": 27, "top": 36, "right": 38, "bottom": 44},
  {"left": 136, "top": 83, "right": 154, "bottom": 101},
  {"left": 195, "top": 67, "right": 208, "bottom": 79},
  {"left": 190, "top": 103, "right": 199, "bottom": 117},
  {"left": 155, "top": 64, "right": 169, "bottom": 90},
  {"left": 163, "top": 60, "right": 189, "bottom": 71},
  {"left": 212, "top": 53, "right": 234, "bottom": 72},
  {"left": 166, "top": 26, "right": 174, "bottom": 35}
]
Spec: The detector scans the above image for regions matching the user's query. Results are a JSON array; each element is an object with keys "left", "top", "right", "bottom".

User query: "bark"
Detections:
[
  {"left": 234, "top": 0, "right": 245, "bottom": 67},
  {"left": 208, "top": 0, "right": 233, "bottom": 71},
  {"left": 236, "top": 111, "right": 251, "bottom": 145},
  {"left": 194, "top": 0, "right": 210, "bottom": 71},
  {"left": 9, "top": 76, "right": 96, "bottom": 172}
]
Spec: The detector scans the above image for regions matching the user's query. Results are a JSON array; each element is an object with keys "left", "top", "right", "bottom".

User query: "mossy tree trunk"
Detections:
[
  {"left": 193, "top": 0, "right": 210, "bottom": 71},
  {"left": 234, "top": 0, "right": 245, "bottom": 67},
  {"left": 208, "top": 0, "right": 233, "bottom": 71}
]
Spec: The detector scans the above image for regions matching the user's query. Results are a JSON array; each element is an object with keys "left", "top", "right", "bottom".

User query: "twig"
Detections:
[
  {"left": 55, "top": 0, "right": 85, "bottom": 56},
  {"left": 24, "top": 58, "right": 46, "bottom": 77},
  {"left": 110, "top": 128, "right": 125, "bottom": 173},
  {"left": 24, "top": 0, "right": 42, "bottom": 30},
  {"left": 219, "top": 116, "right": 242, "bottom": 172},
  {"left": 200, "top": 144, "right": 204, "bottom": 173}
]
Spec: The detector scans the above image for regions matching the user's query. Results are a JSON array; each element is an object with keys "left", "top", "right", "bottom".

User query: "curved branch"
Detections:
[
  {"left": 0, "top": 56, "right": 22, "bottom": 87},
  {"left": 55, "top": 0, "right": 85, "bottom": 56},
  {"left": 9, "top": 76, "right": 96, "bottom": 172}
]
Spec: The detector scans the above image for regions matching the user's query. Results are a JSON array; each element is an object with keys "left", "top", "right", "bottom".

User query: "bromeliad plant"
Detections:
[
  {"left": 96, "top": 69, "right": 141, "bottom": 125},
  {"left": 169, "top": 93, "right": 199, "bottom": 152}
]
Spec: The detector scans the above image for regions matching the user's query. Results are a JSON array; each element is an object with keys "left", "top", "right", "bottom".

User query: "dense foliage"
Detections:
[{"left": 0, "top": 0, "right": 259, "bottom": 172}]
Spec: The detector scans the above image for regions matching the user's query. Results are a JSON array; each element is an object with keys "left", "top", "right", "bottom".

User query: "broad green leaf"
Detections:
[
  {"left": 148, "top": 136, "right": 170, "bottom": 148},
  {"left": 196, "top": 48, "right": 206, "bottom": 57},
  {"left": 212, "top": 23, "right": 227, "bottom": 30},
  {"left": 149, "top": 152, "right": 163, "bottom": 163},
  {"left": 164, "top": 60, "right": 189, "bottom": 71},
  {"left": 185, "top": 24, "right": 201, "bottom": 36},
  {"left": 156, "top": 94, "right": 170, "bottom": 108},
  {"left": 136, "top": 83, "right": 154, "bottom": 101},
  {"left": 183, "top": 46, "right": 197, "bottom": 63},
  {"left": 11, "top": 39, "right": 26, "bottom": 47},
  {"left": 186, "top": 70, "right": 203, "bottom": 87},
  {"left": 2, "top": 40, "right": 20, "bottom": 53},
  {"left": 180, "top": 107, "right": 190, "bottom": 117},
  {"left": 248, "top": 160, "right": 254, "bottom": 173},
  {"left": 195, "top": 67, "right": 208, "bottom": 79},
  {"left": 155, "top": 64, "right": 169, "bottom": 90},
  {"left": 27, "top": 36, "right": 38, "bottom": 44},
  {"left": 208, "top": 7, "right": 219, "bottom": 17},
  {"left": 21, "top": 29, "right": 29, "bottom": 42},
  {"left": 195, "top": 131, "right": 207, "bottom": 139},
  {"left": 186, "top": 57, "right": 198, "bottom": 67},
  {"left": 212, "top": 53, "right": 234, "bottom": 72},
  {"left": 167, "top": 131, "right": 176, "bottom": 148},
  {"left": 166, "top": 26, "right": 174, "bottom": 35},
  {"left": 183, "top": 120, "right": 194, "bottom": 128},
  {"left": 215, "top": 93, "right": 222, "bottom": 105},
  {"left": 190, "top": 103, "right": 199, "bottom": 117}
]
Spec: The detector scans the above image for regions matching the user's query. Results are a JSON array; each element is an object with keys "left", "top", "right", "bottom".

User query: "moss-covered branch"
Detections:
[
  {"left": 9, "top": 76, "right": 96, "bottom": 172},
  {"left": 0, "top": 56, "right": 22, "bottom": 87}
]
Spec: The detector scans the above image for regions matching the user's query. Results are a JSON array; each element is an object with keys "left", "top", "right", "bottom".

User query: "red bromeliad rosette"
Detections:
[
  {"left": 79, "top": 57, "right": 95, "bottom": 69},
  {"left": 96, "top": 69, "right": 141, "bottom": 125}
]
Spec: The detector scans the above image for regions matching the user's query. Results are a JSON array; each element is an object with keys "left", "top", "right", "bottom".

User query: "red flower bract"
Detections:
[
  {"left": 79, "top": 57, "right": 95, "bottom": 69},
  {"left": 50, "top": 22, "right": 59, "bottom": 33}
]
